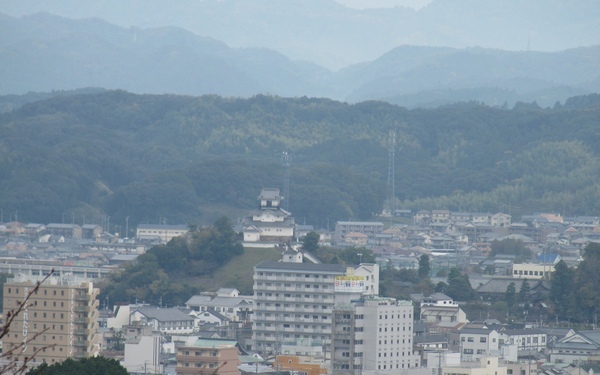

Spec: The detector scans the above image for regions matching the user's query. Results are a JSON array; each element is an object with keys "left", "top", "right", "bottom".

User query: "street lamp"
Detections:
[{"left": 357, "top": 252, "right": 363, "bottom": 264}]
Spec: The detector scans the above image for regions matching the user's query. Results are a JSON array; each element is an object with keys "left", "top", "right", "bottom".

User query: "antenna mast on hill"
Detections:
[
  {"left": 282, "top": 151, "right": 291, "bottom": 211},
  {"left": 387, "top": 130, "right": 396, "bottom": 221}
]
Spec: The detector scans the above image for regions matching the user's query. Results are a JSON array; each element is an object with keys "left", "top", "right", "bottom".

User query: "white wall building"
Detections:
[
  {"left": 252, "top": 253, "right": 379, "bottom": 356},
  {"left": 123, "top": 325, "right": 163, "bottom": 374},
  {"left": 331, "top": 297, "right": 420, "bottom": 375},
  {"left": 136, "top": 224, "right": 189, "bottom": 242},
  {"left": 449, "top": 328, "right": 500, "bottom": 361}
]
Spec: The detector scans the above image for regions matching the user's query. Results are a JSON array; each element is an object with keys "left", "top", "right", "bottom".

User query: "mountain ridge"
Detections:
[{"left": 1, "top": 12, "right": 599, "bottom": 108}]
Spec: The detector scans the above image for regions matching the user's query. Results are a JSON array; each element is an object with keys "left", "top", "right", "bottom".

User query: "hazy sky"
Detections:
[{"left": 334, "top": 0, "right": 432, "bottom": 10}]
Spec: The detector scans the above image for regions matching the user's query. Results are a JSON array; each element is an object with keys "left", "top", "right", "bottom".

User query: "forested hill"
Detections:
[{"left": 1, "top": 91, "right": 600, "bottom": 230}]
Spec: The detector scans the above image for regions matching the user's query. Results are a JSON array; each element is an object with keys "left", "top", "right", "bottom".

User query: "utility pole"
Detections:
[
  {"left": 386, "top": 130, "right": 396, "bottom": 225},
  {"left": 281, "top": 151, "right": 291, "bottom": 211}
]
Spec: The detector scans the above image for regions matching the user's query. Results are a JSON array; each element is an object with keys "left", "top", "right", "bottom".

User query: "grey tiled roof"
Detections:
[{"left": 133, "top": 307, "right": 194, "bottom": 322}]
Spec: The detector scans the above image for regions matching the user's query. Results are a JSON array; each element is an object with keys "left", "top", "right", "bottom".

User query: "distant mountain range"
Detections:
[
  {"left": 1, "top": 0, "right": 599, "bottom": 69},
  {"left": 1, "top": 12, "right": 599, "bottom": 108}
]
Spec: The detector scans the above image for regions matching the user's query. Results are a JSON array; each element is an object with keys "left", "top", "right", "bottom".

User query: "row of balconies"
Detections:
[
  {"left": 254, "top": 295, "right": 332, "bottom": 304},
  {"left": 176, "top": 355, "right": 221, "bottom": 362},
  {"left": 255, "top": 305, "right": 333, "bottom": 312},
  {"left": 254, "top": 315, "right": 331, "bottom": 323},
  {"left": 255, "top": 274, "right": 335, "bottom": 282},
  {"left": 254, "top": 284, "right": 334, "bottom": 298},
  {"left": 254, "top": 326, "right": 331, "bottom": 334}
]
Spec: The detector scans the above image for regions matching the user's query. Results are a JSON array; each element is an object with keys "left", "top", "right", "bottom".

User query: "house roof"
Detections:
[
  {"left": 137, "top": 224, "right": 188, "bottom": 230},
  {"left": 46, "top": 223, "right": 80, "bottom": 229},
  {"left": 455, "top": 328, "right": 497, "bottom": 335},
  {"left": 254, "top": 261, "right": 347, "bottom": 273},
  {"left": 477, "top": 278, "right": 525, "bottom": 293},
  {"left": 133, "top": 307, "right": 194, "bottom": 322},
  {"left": 191, "top": 338, "right": 238, "bottom": 348},
  {"left": 337, "top": 221, "right": 384, "bottom": 226},
  {"left": 186, "top": 295, "right": 213, "bottom": 306},
  {"left": 200, "top": 309, "right": 229, "bottom": 321},
  {"left": 258, "top": 188, "right": 281, "bottom": 200},
  {"left": 502, "top": 329, "right": 546, "bottom": 336},
  {"left": 537, "top": 253, "right": 561, "bottom": 264},
  {"left": 82, "top": 224, "right": 101, "bottom": 229}
]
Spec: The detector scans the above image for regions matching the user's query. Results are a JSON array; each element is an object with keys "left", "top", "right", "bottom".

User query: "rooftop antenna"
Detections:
[
  {"left": 386, "top": 130, "right": 396, "bottom": 225},
  {"left": 281, "top": 151, "right": 291, "bottom": 211}
]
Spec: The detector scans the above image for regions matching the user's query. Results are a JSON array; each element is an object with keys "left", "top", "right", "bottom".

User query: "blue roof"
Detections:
[{"left": 537, "top": 253, "right": 560, "bottom": 263}]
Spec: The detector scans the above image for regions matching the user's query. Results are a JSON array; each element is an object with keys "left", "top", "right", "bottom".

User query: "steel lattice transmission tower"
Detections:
[
  {"left": 387, "top": 130, "right": 396, "bottom": 218},
  {"left": 281, "top": 151, "right": 291, "bottom": 211}
]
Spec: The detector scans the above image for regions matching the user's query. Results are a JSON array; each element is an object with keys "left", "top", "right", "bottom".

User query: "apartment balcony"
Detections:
[
  {"left": 73, "top": 340, "right": 88, "bottom": 347},
  {"left": 73, "top": 351, "right": 87, "bottom": 358}
]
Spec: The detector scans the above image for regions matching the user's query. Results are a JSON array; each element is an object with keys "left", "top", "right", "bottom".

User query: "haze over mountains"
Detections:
[
  {"left": 1, "top": 8, "right": 599, "bottom": 108},
  {"left": 2, "top": 0, "right": 599, "bottom": 69}
]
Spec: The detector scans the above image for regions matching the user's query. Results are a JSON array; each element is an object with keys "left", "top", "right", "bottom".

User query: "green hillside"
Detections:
[{"left": 1, "top": 91, "right": 600, "bottom": 231}]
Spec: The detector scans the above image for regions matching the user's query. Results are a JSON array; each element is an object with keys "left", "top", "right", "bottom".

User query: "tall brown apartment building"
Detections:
[{"left": 2, "top": 275, "right": 101, "bottom": 367}]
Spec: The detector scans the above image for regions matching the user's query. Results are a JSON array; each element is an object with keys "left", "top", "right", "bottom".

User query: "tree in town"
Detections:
[
  {"left": 505, "top": 282, "right": 516, "bottom": 309},
  {"left": 550, "top": 260, "right": 574, "bottom": 319},
  {"left": 418, "top": 254, "right": 431, "bottom": 279},
  {"left": 518, "top": 278, "right": 531, "bottom": 304},
  {"left": 573, "top": 242, "right": 600, "bottom": 320},
  {"left": 26, "top": 356, "right": 128, "bottom": 375},
  {"left": 445, "top": 268, "right": 477, "bottom": 301},
  {"left": 301, "top": 231, "right": 320, "bottom": 253}
]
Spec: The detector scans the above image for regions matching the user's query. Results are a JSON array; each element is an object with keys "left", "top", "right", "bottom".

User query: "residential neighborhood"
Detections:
[{"left": 1, "top": 186, "right": 600, "bottom": 374}]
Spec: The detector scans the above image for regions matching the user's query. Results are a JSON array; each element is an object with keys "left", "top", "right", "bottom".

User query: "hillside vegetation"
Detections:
[{"left": 1, "top": 91, "right": 600, "bottom": 230}]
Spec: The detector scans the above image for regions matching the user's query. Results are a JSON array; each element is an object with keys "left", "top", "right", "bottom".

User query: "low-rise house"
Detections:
[
  {"left": 549, "top": 330, "right": 600, "bottom": 365},
  {"left": 414, "top": 293, "right": 468, "bottom": 332},
  {"left": 46, "top": 223, "right": 82, "bottom": 238},
  {"left": 334, "top": 221, "right": 384, "bottom": 243},
  {"left": 476, "top": 278, "right": 550, "bottom": 301},
  {"left": 190, "top": 309, "right": 230, "bottom": 326},
  {"left": 343, "top": 231, "right": 368, "bottom": 246},
  {"left": 136, "top": 224, "right": 189, "bottom": 242},
  {"left": 449, "top": 328, "right": 500, "bottom": 361},
  {"left": 442, "top": 356, "right": 507, "bottom": 375},
  {"left": 432, "top": 210, "right": 451, "bottom": 224},
  {"left": 185, "top": 288, "right": 253, "bottom": 323},
  {"left": 499, "top": 329, "right": 547, "bottom": 355},
  {"left": 24, "top": 223, "right": 45, "bottom": 235},
  {"left": 130, "top": 306, "right": 196, "bottom": 334},
  {"left": 491, "top": 213, "right": 512, "bottom": 228},
  {"left": 82, "top": 224, "right": 103, "bottom": 239}
]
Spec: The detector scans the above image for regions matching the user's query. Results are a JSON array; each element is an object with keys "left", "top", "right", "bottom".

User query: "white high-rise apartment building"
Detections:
[
  {"left": 252, "top": 251, "right": 379, "bottom": 356},
  {"left": 331, "top": 297, "right": 420, "bottom": 375}
]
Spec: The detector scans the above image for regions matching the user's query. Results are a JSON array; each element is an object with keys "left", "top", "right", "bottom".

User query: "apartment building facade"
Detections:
[
  {"left": 331, "top": 297, "right": 419, "bottom": 375},
  {"left": 2, "top": 275, "right": 100, "bottom": 366},
  {"left": 175, "top": 338, "right": 241, "bottom": 375},
  {"left": 252, "top": 255, "right": 379, "bottom": 356}
]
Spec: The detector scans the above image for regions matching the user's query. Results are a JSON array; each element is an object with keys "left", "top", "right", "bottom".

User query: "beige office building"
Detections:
[{"left": 2, "top": 275, "right": 101, "bottom": 367}]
